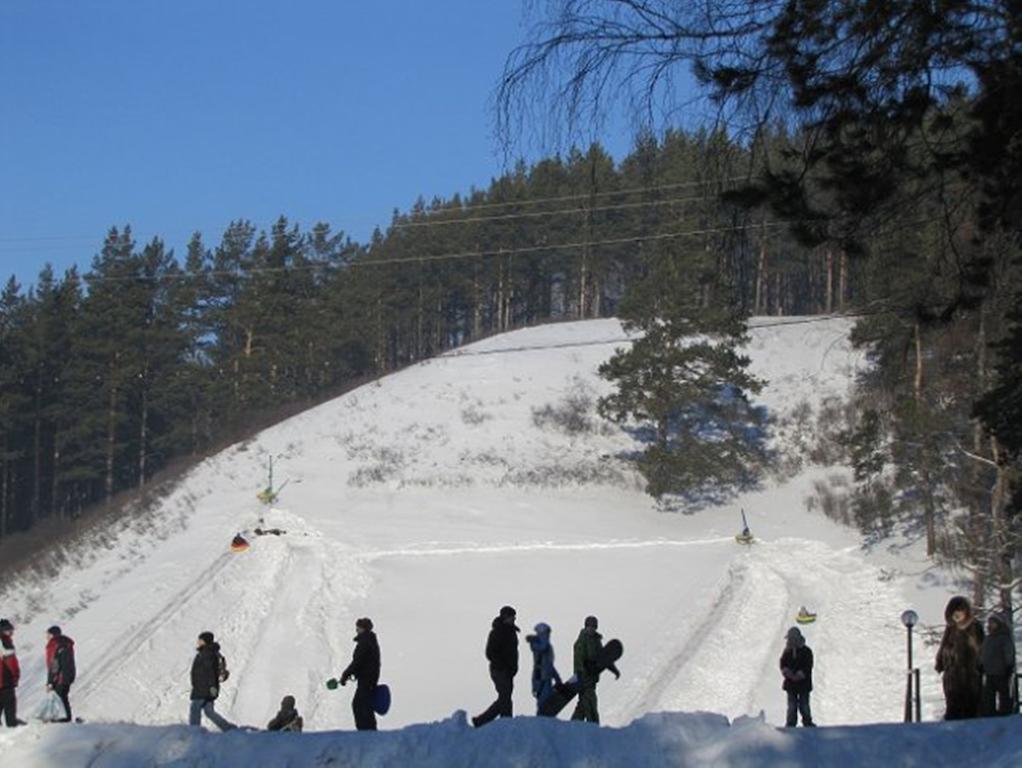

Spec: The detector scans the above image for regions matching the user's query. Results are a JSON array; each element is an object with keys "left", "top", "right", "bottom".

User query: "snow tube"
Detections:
[
  {"left": 735, "top": 533, "right": 754, "bottom": 545},
  {"left": 230, "top": 535, "right": 250, "bottom": 553},
  {"left": 796, "top": 610, "right": 817, "bottom": 624},
  {"left": 372, "top": 684, "right": 391, "bottom": 716}
]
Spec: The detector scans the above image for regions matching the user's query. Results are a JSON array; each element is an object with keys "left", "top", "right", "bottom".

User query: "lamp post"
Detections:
[{"left": 901, "top": 609, "right": 919, "bottom": 722}]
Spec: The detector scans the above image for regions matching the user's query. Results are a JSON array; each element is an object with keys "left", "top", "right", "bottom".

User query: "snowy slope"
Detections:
[{"left": 0, "top": 316, "right": 973, "bottom": 760}]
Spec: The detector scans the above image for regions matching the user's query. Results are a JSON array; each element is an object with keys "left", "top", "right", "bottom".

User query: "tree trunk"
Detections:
[
  {"left": 32, "top": 378, "right": 42, "bottom": 522},
  {"left": 825, "top": 250, "right": 834, "bottom": 313},
  {"left": 138, "top": 372, "right": 149, "bottom": 490},
  {"left": 755, "top": 237, "right": 767, "bottom": 314},
  {"left": 1, "top": 436, "right": 7, "bottom": 538},
  {"left": 105, "top": 362, "right": 119, "bottom": 505},
  {"left": 838, "top": 250, "right": 848, "bottom": 311}
]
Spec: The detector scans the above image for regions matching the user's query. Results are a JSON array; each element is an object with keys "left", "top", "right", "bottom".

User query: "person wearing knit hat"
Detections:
[
  {"left": 981, "top": 611, "right": 1016, "bottom": 716},
  {"left": 935, "top": 595, "right": 985, "bottom": 719},
  {"left": 266, "top": 694, "right": 304, "bottom": 732},
  {"left": 570, "top": 614, "right": 619, "bottom": 725},
  {"left": 0, "top": 619, "right": 22, "bottom": 727},
  {"left": 189, "top": 631, "right": 236, "bottom": 731},
  {"left": 472, "top": 606, "right": 520, "bottom": 727},
  {"left": 780, "top": 626, "right": 815, "bottom": 727},
  {"left": 45, "top": 625, "right": 76, "bottom": 723},
  {"left": 339, "top": 618, "right": 381, "bottom": 730}
]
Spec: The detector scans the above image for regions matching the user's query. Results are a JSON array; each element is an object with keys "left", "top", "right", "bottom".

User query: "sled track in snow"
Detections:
[
  {"left": 75, "top": 551, "right": 234, "bottom": 705},
  {"left": 359, "top": 537, "right": 735, "bottom": 561}
]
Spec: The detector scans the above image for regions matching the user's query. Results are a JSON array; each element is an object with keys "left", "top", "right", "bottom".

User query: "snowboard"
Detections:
[
  {"left": 537, "top": 638, "right": 624, "bottom": 717},
  {"left": 373, "top": 684, "right": 391, "bottom": 716}
]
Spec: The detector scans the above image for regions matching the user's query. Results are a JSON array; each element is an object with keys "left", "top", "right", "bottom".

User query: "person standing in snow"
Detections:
[
  {"left": 935, "top": 595, "right": 984, "bottom": 719},
  {"left": 526, "top": 622, "right": 561, "bottom": 713},
  {"left": 571, "top": 615, "right": 619, "bottom": 725},
  {"left": 267, "top": 694, "right": 304, "bottom": 732},
  {"left": 189, "top": 631, "right": 236, "bottom": 731},
  {"left": 340, "top": 617, "right": 381, "bottom": 731},
  {"left": 472, "top": 605, "right": 519, "bottom": 727},
  {"left": 780, "top": 626, "right": 815, "bottom": 727},
  {"left": 0, "top": 618, "right": 23, "bottom": 728},
  {"left": 45, "top": 626, "right": 76, "bottom": 722},
  {"left": 980, "top": 611, "right": 1016, "bottom": 717}
]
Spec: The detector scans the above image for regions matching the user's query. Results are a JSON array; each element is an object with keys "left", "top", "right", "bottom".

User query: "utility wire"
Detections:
[
  {"left": 64, "top": 219, "right": 796, "bottom": 285},
  {"left": 0, "top": 176, "right": 749, "bottom": 249}
]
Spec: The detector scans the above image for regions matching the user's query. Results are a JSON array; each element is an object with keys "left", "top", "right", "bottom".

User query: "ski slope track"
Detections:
[{"left": 0, "top": 316, "right": 1004, "bottom": 767}]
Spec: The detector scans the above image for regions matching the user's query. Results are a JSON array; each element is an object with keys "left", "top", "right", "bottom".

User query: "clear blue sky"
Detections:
[{"left": 0, "top": 1, "right": 635, "bottom": 288}]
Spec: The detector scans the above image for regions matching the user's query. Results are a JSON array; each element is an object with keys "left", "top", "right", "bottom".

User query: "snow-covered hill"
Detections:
[{"left": 0, "top": 316, "right": 988, "bottom": 766}]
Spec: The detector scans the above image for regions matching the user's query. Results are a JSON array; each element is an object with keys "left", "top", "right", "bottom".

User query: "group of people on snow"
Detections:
[
  {"left": 472, "top": 607, "right": 620, "bottom": 727},
  {"left": 4, "top": 594, "right": 1018, "bottom": 732},
  {"left": 0, "top": 620, "right": 76, "bottom": 727},
  {"left": 935, "top": 596, "right": 1017, "bottom": 719}
]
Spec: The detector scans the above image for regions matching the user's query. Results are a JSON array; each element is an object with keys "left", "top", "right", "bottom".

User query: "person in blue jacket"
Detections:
[{"left": 526, "top": 622, "right": 561, "bottom": 713}]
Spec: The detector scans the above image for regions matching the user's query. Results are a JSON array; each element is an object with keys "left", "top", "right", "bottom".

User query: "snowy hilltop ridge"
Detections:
[{"left": 0, "top": 317, "right": 994, "bottom": 766}]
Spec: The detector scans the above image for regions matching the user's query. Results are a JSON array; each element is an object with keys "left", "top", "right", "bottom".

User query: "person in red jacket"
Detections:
[
  {"left": 0, "top": 618, "right": 22, "bottom": 727},
  {"left": 45, "top": 625, "right": 76, "bottom": 723}
]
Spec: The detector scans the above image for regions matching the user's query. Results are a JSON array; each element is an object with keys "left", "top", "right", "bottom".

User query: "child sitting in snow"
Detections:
[
  {"left": 780, "top": 627, "right": 815, "bottom": 727},
  {"left": 266, "top": 695, "right": 303, "bottom": 732}
]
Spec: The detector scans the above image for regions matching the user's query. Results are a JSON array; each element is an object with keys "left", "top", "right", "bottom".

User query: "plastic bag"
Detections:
[{"left": 34, "top": 690, "right": 66, "bottom": 722}]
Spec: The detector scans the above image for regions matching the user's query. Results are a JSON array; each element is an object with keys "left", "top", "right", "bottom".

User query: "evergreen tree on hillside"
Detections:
[{"left": 598, "top": 239, "right": 766, "bottom": 500}]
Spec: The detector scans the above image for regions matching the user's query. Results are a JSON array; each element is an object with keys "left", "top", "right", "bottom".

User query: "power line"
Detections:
[
  {"left": 439, "top": 314, "right": 870, "bottom": 358},
  {"left": 68, "top": 219, "right": 794, "bottom": 284},
  {"left": 0, "top": 177, "right": 749, "bottom": 250},
  {"left": 390, "top": 191, "right": 731, "bottom": 229}
]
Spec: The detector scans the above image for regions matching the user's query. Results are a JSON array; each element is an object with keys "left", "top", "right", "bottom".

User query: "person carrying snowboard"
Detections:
[
  {"left": 189, "top": 631, "right": 235, "bottom": 731},
  {"left": 981, "top": 611, "right": 1015, "bottom": 717},
  {"left": 571, "top": 615, "right": 619, "bottom": 725},
  {"left": 0, "top": 618, "right": 23, "bottom": 728},
  {"left": 267, "top": 694, "right": 304, "bottom": 732},
  {"left": 44, "top": 626, "right": 76, "bottom": 722},
  {"left": 340, "top": 617, "right": 381, "bottom": 731},
  {"left": 472, "top": 605, "right": 519, "bottom": 728},
  {"left": 935, "top": 595, "right": 984, "bottom": 719},
  {"left": 526, "top": 622, "right": 561, "bottom": 713},
  {"left": 780, "top": 626, "right": 815, "bottom": 727}
]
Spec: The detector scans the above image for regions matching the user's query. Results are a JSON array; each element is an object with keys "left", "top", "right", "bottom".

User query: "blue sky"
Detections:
[{"left": 0, "top": 1, "right": 637, "bottom": 288}]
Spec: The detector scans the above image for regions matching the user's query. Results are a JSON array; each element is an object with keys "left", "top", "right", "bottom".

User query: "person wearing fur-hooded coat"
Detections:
[{"left": 935, "top": 595, "right": 985, "bottom": 720}]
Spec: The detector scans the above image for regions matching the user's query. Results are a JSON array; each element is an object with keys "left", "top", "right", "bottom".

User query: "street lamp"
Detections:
[{"left": 901, "top": 609, "right": 920, "bottom": 722}]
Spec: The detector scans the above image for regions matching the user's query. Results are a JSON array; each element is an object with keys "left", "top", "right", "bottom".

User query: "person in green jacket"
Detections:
[{"left": 571, "top": 615, "right": 619, "bottom": 724}]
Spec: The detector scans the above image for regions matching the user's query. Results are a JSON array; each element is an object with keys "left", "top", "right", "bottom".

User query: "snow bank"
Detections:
[{"left": 2, "top": 712, "right": 1019, "bottom": 768}]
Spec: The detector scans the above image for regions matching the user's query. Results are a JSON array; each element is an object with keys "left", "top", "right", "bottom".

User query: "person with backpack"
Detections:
[
  {"left": 780, "top": 626, "right": 816, "bottom": 727},
  {"left": 571, "top": 615, "right": 619, "bottom": 725},
  {"left": 526, "top": 622, "right": 561, "bottom": 714},
  {"left": 472, "top": 605, "right": 519, "bottom": 728},
  {"left": 340, "top": 617, "right": 381, "bottom": 731},
  {"left": 981, "top": 611, "right": 1016, "bottom": 716},
  {"left": 189, "top": 631, "right": 235, "bottom": 731},
  {"left": 0, "top": 618, "right": 23, "bottom": 728},
  {"left": 45, "top": 626, "right": 76, "bottom": 722},
  {"left": 266, "top": 694, "right": 304, "bottom": 732}
]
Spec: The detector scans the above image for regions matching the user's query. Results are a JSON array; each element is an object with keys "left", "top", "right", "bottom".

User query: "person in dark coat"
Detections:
[
  {"left": 780, "top": 626, "right": 815, "bottom": 727},
  {"left": 526, "top": 622, "right": 561, "bottom": 713},
  {"left": 935, "top": 595, "right": 985, "bottom": 720},
  {"left": 267, "top": 694, "right": 304, "bottom": 732},
  {"left": 981, "top": 611, "right": 1016, "bottom": 716},
  {"left": 571, "top": 615, "right": 619, "bottom": 724},
  {"left": 340, "top": 617, "right": 381, "bottom": 731},
  {"left": 189, "top": 631, "right": 235, "bottom": 731},
  {"left": 44, "top": 626, "right": 76, "bottom": 722},
  {"left": 0, "top": 619, "right": 23, "bottom": 728},
  {"left": 472, "top": 605, "right": 519, "bottom": 728}
]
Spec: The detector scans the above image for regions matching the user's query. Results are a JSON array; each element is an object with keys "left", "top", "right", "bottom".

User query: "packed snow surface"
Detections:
[{"left": 0, "top": 317, "right": 993, "bottom": 766}]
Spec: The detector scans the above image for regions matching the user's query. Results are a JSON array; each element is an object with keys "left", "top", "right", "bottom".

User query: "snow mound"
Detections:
[{"left": 2, "top": 712, "right": 1020, "bottom": 768}]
